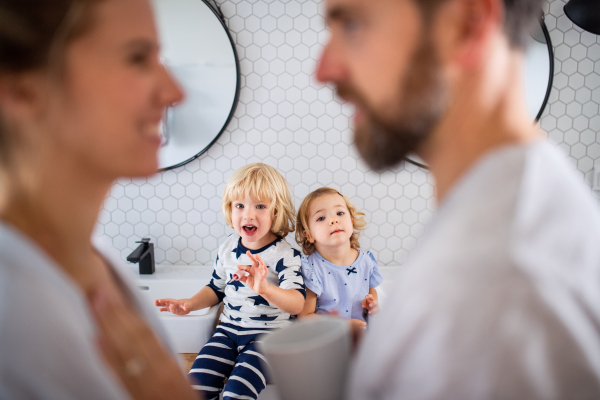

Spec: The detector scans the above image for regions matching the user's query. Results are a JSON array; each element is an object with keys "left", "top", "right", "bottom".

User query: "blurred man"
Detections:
[{"left": 317, "top": 0, "right": 600, "bottom": 398}]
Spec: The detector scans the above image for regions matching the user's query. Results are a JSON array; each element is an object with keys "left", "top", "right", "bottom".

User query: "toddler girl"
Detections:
[
  {"left": 155, "top": 163, "right": 305, "bottom": 400},
  {"left": 296, "top": 187, "right": 383, "bottom": 328}
]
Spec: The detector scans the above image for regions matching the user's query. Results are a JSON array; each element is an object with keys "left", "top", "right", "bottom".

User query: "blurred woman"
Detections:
[{"left": 0, "top": 0, "right": 198, "bottom": 398}]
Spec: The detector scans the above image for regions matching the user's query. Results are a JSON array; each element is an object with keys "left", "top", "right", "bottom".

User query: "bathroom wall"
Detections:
[{"left": 96, "top": 0, "right": 600, "bottom": 266}]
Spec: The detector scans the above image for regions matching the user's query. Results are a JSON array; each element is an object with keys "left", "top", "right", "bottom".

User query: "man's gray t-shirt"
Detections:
[{"left": 350, "top": 142, "right": 600, "bottom": 399}]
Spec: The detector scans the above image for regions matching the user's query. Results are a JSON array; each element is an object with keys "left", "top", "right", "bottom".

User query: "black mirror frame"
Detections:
[{"left": 159, "top": 0, "right": 241, "bottom": 172}]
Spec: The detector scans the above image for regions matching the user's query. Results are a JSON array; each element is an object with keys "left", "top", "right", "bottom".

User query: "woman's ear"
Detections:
[
  {"left": 0, "top": 72, "right": 48, "bottom": 121},
  {"left": 303, "top": 230, "right": 315, "bottom": 244}
]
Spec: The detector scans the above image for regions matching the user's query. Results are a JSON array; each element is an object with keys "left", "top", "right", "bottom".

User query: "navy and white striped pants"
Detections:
[{"left": 189, "top": 323, "right": 272, "bottom": 400}]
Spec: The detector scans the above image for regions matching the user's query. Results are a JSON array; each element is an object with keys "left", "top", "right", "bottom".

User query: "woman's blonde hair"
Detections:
[
  {"left": 222, "top": 163, "right": 295, "bottom": 238},
  {"left": 295, "top": 187, "right": 367, "bottom": 255}
]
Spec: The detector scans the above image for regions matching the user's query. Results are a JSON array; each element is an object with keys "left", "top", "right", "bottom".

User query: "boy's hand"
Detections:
[
  {"left": 362, "top": 294, "right": 379, "bottom": 315},
  {"left": 154, "top": 298, "right": 193, "bottom": 315},
  {"left": 238, "top": 251, "right": 269, "bottom": 294}
]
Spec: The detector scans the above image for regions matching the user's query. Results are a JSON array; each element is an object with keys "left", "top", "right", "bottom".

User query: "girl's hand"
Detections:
[
  {"left": 362, "top": 294, "right": 379, "bottom": 315},
  {"left": 91, "top": 286, "right": 199, "bottom": 400},
  {"left": 238, "top": 251, "right": 269, "bottom": 294},
  {"left": 154, "top": 298, "right": 193, "bottom": 315}
]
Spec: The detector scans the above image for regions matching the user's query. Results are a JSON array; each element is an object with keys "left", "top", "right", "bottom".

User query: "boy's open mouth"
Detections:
[{"left": 243, "top": 225, "right": 258, "bottom": 235}]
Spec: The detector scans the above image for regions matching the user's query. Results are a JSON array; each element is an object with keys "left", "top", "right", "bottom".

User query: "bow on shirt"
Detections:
[{"left": 346, "top": 267, "right": 357, "bottom": 275}]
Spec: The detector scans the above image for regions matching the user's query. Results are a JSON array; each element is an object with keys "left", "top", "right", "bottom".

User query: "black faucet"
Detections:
[{"left": 127, "top": 238, "right": 155, "bottom": 275}]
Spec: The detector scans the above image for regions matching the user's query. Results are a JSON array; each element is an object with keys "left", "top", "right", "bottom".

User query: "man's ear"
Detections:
[
  {"left": 435, "top": 0, "right": 503, "bottom": 69},
  {"left": 303, "top": 230, "right": 315, "bottom": 244},
  {"left": 0, "top": 72, "right": 47, "bottom": 121}
]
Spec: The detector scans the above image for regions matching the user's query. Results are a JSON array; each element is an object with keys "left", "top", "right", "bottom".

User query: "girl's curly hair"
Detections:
[{"left": 295, "top": 187, "right": 367, "bottom": 255}]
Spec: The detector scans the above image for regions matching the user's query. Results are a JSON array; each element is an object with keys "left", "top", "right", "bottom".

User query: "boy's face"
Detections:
[
  {"left": 231, "top": 197, "right": 277, "bottom": 250},
  {"left": 305, "top": 194, "right": 354, "bottom": 252}
]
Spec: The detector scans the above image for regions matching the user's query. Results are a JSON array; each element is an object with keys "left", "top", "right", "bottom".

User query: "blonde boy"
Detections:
[{"left": 155, "top": 163, "right": 305, "bottom": 400}]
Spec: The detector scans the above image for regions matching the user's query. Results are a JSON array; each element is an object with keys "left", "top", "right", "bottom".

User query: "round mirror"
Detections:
[
  {"left": 405, "top": 16, "right": 554, "bottom": 169},
  {"left": 151, "top": 0, "right": 240, "bottom": 171}
]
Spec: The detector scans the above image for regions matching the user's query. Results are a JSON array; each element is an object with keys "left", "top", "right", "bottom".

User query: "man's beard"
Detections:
[{"left": 337, "top": 37, "right": 449, "bottom": 172}]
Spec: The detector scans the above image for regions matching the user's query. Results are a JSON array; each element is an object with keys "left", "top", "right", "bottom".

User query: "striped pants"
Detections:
[{"left": 189, "top": 323, "right": 272, "bottom": 400}]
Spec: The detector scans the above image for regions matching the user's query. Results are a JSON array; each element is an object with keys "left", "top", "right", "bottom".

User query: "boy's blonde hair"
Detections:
[
  {"left": 222, "top": 163, "right": 295, "bottom": 238},
  {"left": 295, "top": 187, "right": 367, "bottom": 255}
]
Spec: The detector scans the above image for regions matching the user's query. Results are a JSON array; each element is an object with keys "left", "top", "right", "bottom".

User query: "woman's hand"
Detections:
[
  {"left": 362, "top": 294, "right": 379, "bottom": 315},
  {"left": 154, "top": 298, "right": 193, "bottom": 315},
  {"left": 237, "top": 251, "right": 269, "bottom": 294},
  {"left": 91, "top": 286, "right": 200, "bottom": 400}
]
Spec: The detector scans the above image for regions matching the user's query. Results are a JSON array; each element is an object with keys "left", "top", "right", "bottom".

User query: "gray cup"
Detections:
[{"left": 258, "top": 317, "right": 351, "bottom": 400}]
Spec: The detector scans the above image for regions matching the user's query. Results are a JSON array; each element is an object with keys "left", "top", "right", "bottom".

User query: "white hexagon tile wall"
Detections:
[{"left": 96, "top": 0, "right": 600, "bottom": 266}]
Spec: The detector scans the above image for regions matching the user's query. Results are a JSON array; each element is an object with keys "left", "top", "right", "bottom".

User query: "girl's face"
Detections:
[
  {"left": 231, "top": 197, "right": 277, "bottom": 250},
  {"left": 42, "top": 0, "right": 183, "bottom": 178},
  {"left": 306, "top": 194, "right": 354, "bottom": 251}
]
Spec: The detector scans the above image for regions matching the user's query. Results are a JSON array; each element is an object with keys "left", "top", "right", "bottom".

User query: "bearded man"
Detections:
[{"left": 316, "top": 0, "right": 600, "bottom": 398}]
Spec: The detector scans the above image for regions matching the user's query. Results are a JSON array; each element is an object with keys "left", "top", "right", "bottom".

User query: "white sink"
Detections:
[
  {"left": 129, "top": 264, "right": 403, "bottom": 400},
  {"left": 131, "top": 265, "right": 219, "bottom": 353},
  {"left": 130, "top": 264, "right": 403, "bottom": 354}
]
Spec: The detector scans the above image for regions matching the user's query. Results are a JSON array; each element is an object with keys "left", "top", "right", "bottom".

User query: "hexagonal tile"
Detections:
[
  {"left": 556, "top": 14, "right": 573, "bottom": 32},
  {"left": 324, "top": 157, "right": 340, "bottom": 172},
  {"left": 562, "top": 59, "right": 578, "bottom": 76},
  {"left": 134, "top": 223, "right": 149, "bottom": 238},
  {"left": 554, "top": 44, "right": 571, "bottom": 62},
  {"left": 573, "top": 116, "right": 589, "bottom": 132},
  {"left": 571, "top": 44, "right": 588, "bottom": 62},
  {"left": 557, "top": 115, "right": 573, "bottom": 131},
  {"left": 564, "top": 29, "right": 580, "bottom": 46},
  {"left": 571, "top": 143, "right": 587, "bottom": 160},
  {"left": 588, "top": 143, "right": 600, "bottom": 159},
  {"left": 96, "top": 0, "right": 600, "bottom": 267},
  {"left": 290, "top": 156, "right": 307, "bottom": 172}
]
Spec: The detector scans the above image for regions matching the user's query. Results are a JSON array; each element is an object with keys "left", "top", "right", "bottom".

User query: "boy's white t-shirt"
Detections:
[
  {"left": 350, "top": 142, "right": 600, "bottom": 399},
  {"left": 207, "top": 233, "right": 305, "bottom": 328}
]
